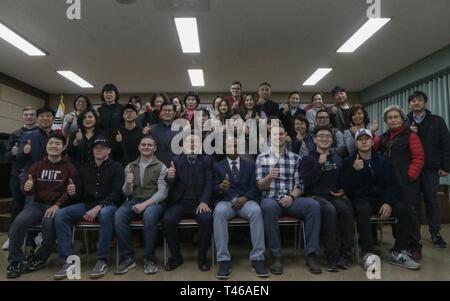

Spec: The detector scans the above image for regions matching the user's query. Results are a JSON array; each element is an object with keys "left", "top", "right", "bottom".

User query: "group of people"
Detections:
[{"left": 3, "top": 81, "right": 450, "bottom": 280}]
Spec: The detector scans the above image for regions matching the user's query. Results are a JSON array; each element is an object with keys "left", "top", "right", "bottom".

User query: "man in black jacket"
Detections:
[
  {"left": 256, "top": 82, "right": 280, "bottom": 118},
  {"left": 341, "top": 129, "right": 420, "bottom": 270},
  {"left": 162, "top": 133, "right": 214, "bottom": 272},
  {"left": 54, "top": 136, "right": 124, "bottom": 280},
  {"left": 406, "top": 91, "right": 450, "bottom": 248}
]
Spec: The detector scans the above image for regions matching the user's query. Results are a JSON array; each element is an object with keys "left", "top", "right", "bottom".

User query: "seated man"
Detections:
[
  {"left": 257, "top": 123, "right": 322, "bottom": 275},
  {"left": 7, "top": 133, "right": 77, "bottom": 278},
  {"left": 213, "top": 134, "right": 269, "bottom": 279},
  {"left": 299, "top": 126, "right": 355, "bottom": 272},
  {"left": 162, "top": 133, "right": 214, "bottom": 272},
  {"left": 341, "top": 129, "right": 420, "bottom": 270},
  {"left": 54, "top": 136, "right": 124, "bottom": 280},
  {"left": 114, "top": 136, "right": 168, "bottom": 275}
]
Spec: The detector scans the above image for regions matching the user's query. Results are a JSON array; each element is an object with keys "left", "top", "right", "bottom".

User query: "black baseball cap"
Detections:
[
  {"left": 122, "top": 103, "right": 138, "bottom": 114},
  {"left": 92, "top": 136, "right": 110, "bottom": 148},
  {"left": 331, "top": 85, "right": 346, "bottom": 96}
]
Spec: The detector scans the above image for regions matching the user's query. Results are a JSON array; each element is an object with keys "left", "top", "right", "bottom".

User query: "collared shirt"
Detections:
[
  {"left": 413, "top": 112, "right": 426, "bottom": 124},
  {"left": 226, "top": 156, "right": 240, "bottom": 172},
  {"left": 256, "top": 147, "right": 302, "bottom": 198}
]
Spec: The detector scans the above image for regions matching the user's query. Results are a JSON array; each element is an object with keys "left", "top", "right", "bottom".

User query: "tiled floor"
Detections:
[{"left": 1, "top": 225, "right": 450, "bottom": 281}]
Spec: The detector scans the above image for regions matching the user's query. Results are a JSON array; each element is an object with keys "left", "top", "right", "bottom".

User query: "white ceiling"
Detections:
[{"left": 0, "top": 0, "right": 449, "bottom": 94}]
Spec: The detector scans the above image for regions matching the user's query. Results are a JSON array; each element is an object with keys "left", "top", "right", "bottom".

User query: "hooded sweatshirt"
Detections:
[{"left": 21, "top": 156, "right": 78, "bottom": 206}]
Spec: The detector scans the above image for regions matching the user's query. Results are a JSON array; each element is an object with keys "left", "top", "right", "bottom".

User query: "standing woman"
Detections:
[
  {"left": 141, "top": 93, "right": 169, "bottom": 127},
  {"left": 128, "top": 95, "right": 146, "bottom": 126},
  {"left": 98, "top": 84, "right": 123, "bottom": 145},
  {"left": 373, "top": 105, "right": 425, "bottom": 261},
  {"left": 182, "top": 91, "right": 201, "bottom": 126},
  {"left": 171, "top": 95, "right": 184, "bottom": 119},
  {"left": 209, "top": 96, "right": 224, "bottom": 120},
  {"left": 279, "top": 91, "right": 306, "bottom": 136},
  {"left": 67, "top": 108, "right": 101, "bottom": 168},
  {"left": 62, "top": 95, "right": 92, "bottom": 137},
  {"left": 291, "top": 115, "right": 315, "bottom": 157},
  {"left": 306, "top": 92, "right": 329, "bottom": 132},
  {"left": 343, "top": 104, "right": 379, "bottom": 155},
  {"left": 243, "top": 94, "right": 267, "bottom": 122}
]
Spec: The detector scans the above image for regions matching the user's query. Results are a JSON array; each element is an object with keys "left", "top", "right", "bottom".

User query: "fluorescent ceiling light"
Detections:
[
  {"left": 337, "top": 18, "right": 391, "bottom": 53},
  {"left": 188, "top": 69, "right": 204, "bottom": 87},
  {"left": 174, "top": 17, "right": 200, "bottom": 53},
  {"left": 0, "top": 22, "right": 46, "bottom": 56},
  {"left": 303, "top": 68, "right": 333, "bottom": 86},
  {"left": 57, "top": 71, "right": 94, "bottom": 88}
]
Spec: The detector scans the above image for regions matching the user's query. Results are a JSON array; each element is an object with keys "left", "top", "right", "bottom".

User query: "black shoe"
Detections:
[
  {"left": 337, "top": 254, "right": 351, "bottom": 270},
  {"left": 7, "top": 262, "right": 22, "bottom": 279},
  {"left": 270, "top": 258, "right": 283, "bottom": 275},
  {"left": 198, "top": 260, "right": 210, "bottom": 272},
  {"left": 216, "top": 261, "right": 231, "bottom": 279},
  {"left": 431, "top": 233, "right": 447, "bottom": 248},
  {"left": 251, "top": 260, "right": 270, "bottom": 277},
  {"left": 324, "top": 256, "right": 338, "bottom": 272},
  {"left": 306, "top": 254, "right": 322, "bottom": 274},
  {"left": 24, "top": 256, "right": 47, "bottom": 273},
  {"left": 164, "top": 257, "right": 184, "bottom": 271}
]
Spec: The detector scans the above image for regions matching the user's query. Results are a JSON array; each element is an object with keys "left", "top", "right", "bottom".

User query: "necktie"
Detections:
[
  {"left": 231, "top": 161, "right": 239, "bottom": 182},
  {"left": 189, "top": 156, "right": 195, "bottom": 165}
]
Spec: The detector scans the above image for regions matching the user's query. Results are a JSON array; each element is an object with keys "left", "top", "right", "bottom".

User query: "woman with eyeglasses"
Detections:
[{"left": 373, "top": 105, "right": 424, "bottom": 262}]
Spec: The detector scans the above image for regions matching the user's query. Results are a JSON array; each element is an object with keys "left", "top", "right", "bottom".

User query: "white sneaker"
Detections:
[
  {"left": 363, "top": 253, "right": 377, "bottom": 271},
  {"left": 2, "top": 238, "right": 9, "bottom": 250}
]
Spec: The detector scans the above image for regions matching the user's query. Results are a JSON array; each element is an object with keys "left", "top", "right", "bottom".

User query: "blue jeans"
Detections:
[
  {"left": 55, "top": 203, "right": 118, "bottom": 261},
  {"left": 260, "top": 197, "right": 321, "bottom": 258},
  {"left": 114, "top": 200, "right": 164, "bottom": 260}
]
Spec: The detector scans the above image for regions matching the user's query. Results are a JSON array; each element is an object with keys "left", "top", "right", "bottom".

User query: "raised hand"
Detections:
[
  {"left": 353, "top": 154, "right": 364, "bottom": 171},
  {"left": 23, "top": 140, "right": 32, "bottom": 155},
  {"left": 167, "top": 161, "right": 176, "bottom": 179},
  {"left": 24, "top": 175, "right": 34, "bottom": 192}
]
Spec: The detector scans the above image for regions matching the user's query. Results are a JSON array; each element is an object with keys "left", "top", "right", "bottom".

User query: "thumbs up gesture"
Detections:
[
  {"left": 12, "top": 142, "right": 19, "bottom": 156},
  {"left": 75, "top": 129, "right": 83, "bottom": 142},
  {"left": 67, "top": 115, "right": 74, "bottom": 124},
  {"left": 350, "top": 124, "right": 358, "bottom": 135},
  {"left": 353, "top": 154, "right": 364, "bottom": 171},
  {"left": 115, "top": 130, "right": 123, "bottom": 142},
  {"left": 219, "top": 174, "right": 231, "bottom": 192},
  {"left": 24, "top": 175, "right": 34, "bottom": 192},
  {"left": 143, "top": 123, "right": 151, "bottom": 135},
  {"left": 67, "top": 178, "right": 76, "bottom": 196},
  {"left": 410, "top": 122, "right": 418, "bottom": 133},
  {"left": 126, "top": 166, "right": 134, "bottom": 184},
  {"left": 24, "top": 140, "right": 32, "bottom": 155},
  {"left": 319, "top": 153, "right": 328, "bottom": 165},
  {"left": 282, "top": 103, "right": 289, "bottom": 113},
  {"left": 269, "top": 166, "right": 280, "bottom": 179},
  {"left": 370, "top": 121, "right": 379, "bottom": 133},
  {"left": 167, "top": 161, "right": 176, "bottom": 179}
]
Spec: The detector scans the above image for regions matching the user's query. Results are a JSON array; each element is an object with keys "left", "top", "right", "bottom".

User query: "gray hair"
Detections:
[{"left": 383, "top": 105, "right": 406, "bottom": 122}]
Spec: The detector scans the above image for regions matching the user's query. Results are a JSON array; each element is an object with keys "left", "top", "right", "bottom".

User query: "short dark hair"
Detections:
[
  {"left": 73, "top": 95, "right": 92, "bottom": 110},
  {"left": 183, "top": 91, "right": 200, "bottom": 107},
  {"left": 331, "top": 85, "right": 346, "bottom": 96},
  {"left": 36, "top": 106, "right": 55, "bottom": 117},
  {"left": 231, "top": 81, "right": 242, "bottom": 87},
  {"left": 293, "top": 114, "right": 310, "bottom": 132},
  {"left": 259, "top": 82, "right": 271, "bottom": 88},
  {"left": 101, "top": 84, "right": 120, "bottom": 102},
  {"left": 315, "top": 109, "right": 329, "bottom": 118},
  {"left": 160, "top": 99, "right": 176, "bottom": 112},
  {"left": 408, "top": 91, "right": 428, "bottom": 103},
  {"left": 314, "top": 125, "right": 333, "bottom": 136},
  {"left": 78, "top": 108, "right": 100, "bottom": 135},
  {"left": 140, "top": 135, "right": 155, "bottom": 144},
  {"left": 287, "top": 91, "right": 301, "bottom": 101},
  {"left": 48, "top": 132, "right": 67, "bottom": 146},
  {"left": 199, "top": 108, "right": 210, "bottom": 119},
  {"left": 128, "top": 95, "right": 142, "bottom": 105}
]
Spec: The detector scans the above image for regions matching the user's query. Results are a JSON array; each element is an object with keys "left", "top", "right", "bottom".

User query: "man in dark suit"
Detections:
[
  {"left": 150, "top": 100, "right": 181, "bottom": 167},
  {"left": 162, "top": 133, "right": 214, "bottom": 272},
  {"left": 213, "top": 135, "right": 269, "bottom": 279}
]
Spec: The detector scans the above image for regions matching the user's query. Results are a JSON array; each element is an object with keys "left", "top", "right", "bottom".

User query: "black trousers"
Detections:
[
  {"left": 352, "top": 197, "right": 413, "bottom": 254},
  {"left": 162, "top": 201, "right": 212, "bottom": 262}
]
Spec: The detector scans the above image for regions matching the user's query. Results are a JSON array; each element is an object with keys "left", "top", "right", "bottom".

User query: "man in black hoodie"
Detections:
[
  {"left": 341, "top": 129, "right": 420, "bottom": 270},
  {"left": 406, "top": 91, "right": 450, "bottom": 248}
]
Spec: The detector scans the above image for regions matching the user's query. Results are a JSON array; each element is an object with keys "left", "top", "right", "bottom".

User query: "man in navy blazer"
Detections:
[
  {"left": 213, "top": 135, "right": 269, "bottom": 279},
  {"left": 162, "top": 133, "right": 213, "bottom": 272}
]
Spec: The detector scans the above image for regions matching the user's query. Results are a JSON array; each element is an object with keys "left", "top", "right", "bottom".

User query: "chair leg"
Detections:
[
  {"left": 379, "top": 222, "right": 384, "bottom": 245},
  {"left": 302, "top": 222, "right": 307, "bottom": 257},
  {"left": 22, "top": 231, "right": 28, "bottom": 255},
  {"left": 354, "top": 223, "right": 360, "bottom": 264},
  {"left": 211, "top": 233, "right": 215, "bottom": 268},
  {"left": 294, "top": 224, "right": 298, "bottom": 256},
  {"left": 83, "top": 229, "right": 89, "bottom": 261},
  {"left": 163, "top": 237, "right": 168, "bottom": 266}
]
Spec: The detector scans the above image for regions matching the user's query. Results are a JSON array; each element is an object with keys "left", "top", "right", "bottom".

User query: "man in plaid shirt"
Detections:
[{"left": 257, "top": 123, "right": 322, "bottom": 275}]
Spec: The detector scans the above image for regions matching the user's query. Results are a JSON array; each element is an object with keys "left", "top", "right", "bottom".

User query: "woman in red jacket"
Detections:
[{"left": 373, "top": 105, "right": 424, "bottom": 261}]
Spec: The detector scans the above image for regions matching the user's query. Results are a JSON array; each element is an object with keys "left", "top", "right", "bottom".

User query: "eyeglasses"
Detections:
[
  {"left": 316, "top": 134, "right": 332, "bottom": 139},
  {"left": 161, "top": 109, "right": 174, "bottom": 113},
  {"left": 316, "top": 116, "right": 329, "bottom": 120},
  {"left": 386, "top": 115, "right": 401, "bottom": 121}
]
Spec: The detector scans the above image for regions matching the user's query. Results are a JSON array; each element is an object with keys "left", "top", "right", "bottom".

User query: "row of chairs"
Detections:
[{"left": 25, "top": 216, "right": 395, "bottom": 269}]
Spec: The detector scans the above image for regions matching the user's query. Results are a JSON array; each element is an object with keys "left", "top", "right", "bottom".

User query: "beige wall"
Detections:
[
  {"left": 0, "top": 84, "right": 46, "bottom": 133},
  {"left": 49, "top": 91, "right": 362, "bottom": 111}
]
